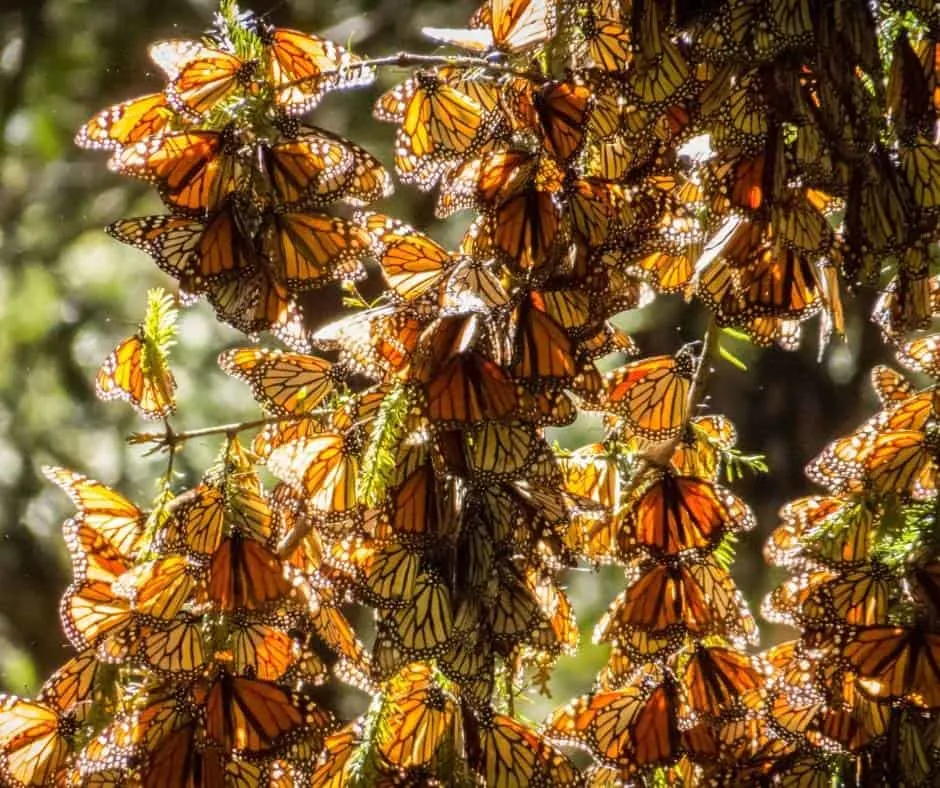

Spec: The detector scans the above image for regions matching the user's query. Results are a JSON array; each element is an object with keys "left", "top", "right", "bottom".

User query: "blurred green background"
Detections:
[{"left": 0, "top": 0, "right": 901, "bottom": 718}]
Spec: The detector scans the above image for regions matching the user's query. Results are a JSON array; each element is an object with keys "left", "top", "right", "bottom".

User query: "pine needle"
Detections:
[{"left": 357, "top": 385, "right": 410, "bottom": 506}]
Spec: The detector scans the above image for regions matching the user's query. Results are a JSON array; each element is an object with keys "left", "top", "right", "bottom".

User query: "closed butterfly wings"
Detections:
[
  {"left": 95, "top": 332, "right": 177, "bottom": 420},
  {"left": 422, "top": 0, "right": 556, "bottom": 55}
]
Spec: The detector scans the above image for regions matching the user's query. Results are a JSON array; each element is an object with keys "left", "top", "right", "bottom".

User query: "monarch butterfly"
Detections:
[
  {"left": 487, "top": 562, "right": 557, "bottom": 650},
  {"left": 769, "top": 497, "right": 874, "bottom": 570},
  {"left": 440, "top": 623, "right": 495, "bottom": 710},
  {"left": 203, "top": 265, "right": 302, "bottom": 338},
  {"left": 763, "top": 569, "right": 831, "bottom": 630},
  {"left": 384, "top": 463, "right": 457, "bottom": 544},
  {"left": 507, "top": 291, "right": 580, "bottom": 383},
  {"left": 532, "top": 79, "right": 592, "bottom": 163},
  {"left": 843, "top": 626, "right": 940, "bottom": 709},
  {"left": 137, "top": 615, "right": 209, "bottom": 678},
  {"left": 96, "top": 330, "right": 177, "bottom": 420},
  {"left": 779, "top": 493, "right": 857, "bottom": 532},
  {"left": 51, "top": 494, "right": 139, "bottom": 655},
  {"left": 579, "top": 12, "right": 631, "bottom": 71},
  {"left": 619, "top": 472, "right": 754, "bottom": 559},
  {"left": 329, "top": 537, "right": 420, "bottom": 607},
  {"left": 371, "top": 577, "right": 452, "bottom": 681},
  {"left": 843, "top": 162, "right": 911, "bottom": 284},
  {"left": 633, "top": 229, "right": 699, "bottom": 296},
  {"left": 669, "top": 414, "right": 738, "bottom": 480},
  {"left": 375, "top": 71, "right": 494, "bottom": 188},
  {"left": 442, "top": 256, "right": 511, "bottom": 312},
  {"left": 871, "top": 365, "right": 914, "bottom": 407},
  {"left": 629, "top": 0, "right": 691, "bottom": 107},
  {"left": 871, "top": 269, "right": 932, "bottom": 341},
  {"left": 204, "top": 672, "right": 333, "bottom": 754},
  {"left": 259, "top": 127, "right": 353, "bottom": 207},
  {"left": 389, "top": 570, "right": 453, "bottom": 653},
  {"left": 75, "top": 92, "right": 176, "bottom": 151},
  {"left": 597, "top": 558, "right": 756, "bottom": 644},
  {"left": 458, "top": 422, "right": 556, "bottom": 483},
  {"left": 0, "top": 695, "right": 77, "bottom": 788},
  {"left": 567, "top": 176, "right": 625, "bottom": 247},
  {"left": 38, "top": 649, "right": 110, "bottom": 726},
  {"left": 219, "top": 347, "right": 336, "bottom": 417},
  {"left": 422, "top": 352, "right": 520, "bottom": 426},
  {"left": 359, "top": 213, "right": 452, "bottom": 300},
  {"left": 230, "top": 617, "right": 303, "bottom": 682},
  {"left": 310, "top": 722, "right": 362, "bottom": 787},
  {"left": 547, "top": 668, "right": 684, "bottom": 772},
  {"left": 757, "top": 752, "right": 842, "bottom": 788},
  {"left": 587, "top": 79, "right": 640, "bottom": 141},
  {"left": 422, "top": 0, "right": 555, "bottom": 54},
  {"left": 474, "top": 480, "right": 575, "bottom": 557},
  {"left": 468, "top": 710, "right": 580, "bottom": 788},
  {"left": 71, "top": 685, "right": 197, "bottom": 778},
  {"left": 158, "top": 485, "right": 225, "bottom": 557},
  {"left": 110, "top": 127, "right": 243, "bottom": 216},
  {"left": 528, "top": 567, "right": 579, "bottom": 652},
  {"left": 682, "top": 644, "right": 764, "bottom": 721},
  {"left": 313, "top": 721, "right": 428, "bottom": 786},
  {"left": 591, "top": 241, "right": 654, "bottom": 294},
  {"left": 816, "top": 691, "right": 888, "bottom": 756},
  {"left": 115, "top": 555, "right": 198, "bottom": 621},
  {"left": 313, "top": 305, "right": 423, "bottom": 378},
  {"left": 860, "top": 428, "right": 937, "bottom": 497},
  {"left": 60, "top": 578, "right": 134, "bottom": 656},
  {"left": 558, "top": 444, "right": 620, "bottom": 560},
  {"left": 375, "top": 663, "right": 457, "bottom": 769},
  {"left": 712, "top": 79, "right": 769, "bottom": 153},
  {"left": 308, "top": 591, "right": 369, "bottom": 670},
  {"left": 262, "top": 26, "right": 375, "bottom": 113},
  {"left": 888, "top": 32, "right": 934, "bottom": 138},
  {"left": 600, "top": 347, "right": 697, "bottom": 441},
  {"left": 261, "top": 122, "right": 392, "bottom": 208},
  {"left": 806, "top": 387, "right": 937, "bottom": 492},
  {"left": 702, "top": 216, "right": 824, "bottom": 321},
  {"left": 443, "top": 150, "right": 564, "bottom": 275},
  {"left": 206, "top": 533, "right": 295, "bottom": 611},
  {"left": 44, "top": 466, "right": 145, "bottom": 572},
  {"left": 267, "top": 432, "right": 360, "bottom": 518},
  {"left": 597, "top": 630, "right": 685, "bottom": 690},
  {"left": 704, "top": 143, "right": 784, "bottom": 215},
  {"left": 263, "top": 211, "right": 371, "bottom": 291},
  {"left": 772, "top": 194, "right": 836, "bottom": 256},
  {"left": 107, "top": 199, "right": 259, "bottom": 295},
  {"left": 897, "top": 334, "right": 940, "bottom": 380},
  {"left": 803, "top": 562, "right": 893, "bottom": 627},
  {"left": 149, "top": 39, "right": 257, "bottom": 117},
  {"left": 173, "top": 475, "right": 271, "bottom": 554},
  {"left": 900, "top": 136, "right": 940, "bottom": 214}
]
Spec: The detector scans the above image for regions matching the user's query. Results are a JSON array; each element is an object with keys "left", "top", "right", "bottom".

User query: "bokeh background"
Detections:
[{"left": 0, "top": 0, "right": 900, "bottom": 719}]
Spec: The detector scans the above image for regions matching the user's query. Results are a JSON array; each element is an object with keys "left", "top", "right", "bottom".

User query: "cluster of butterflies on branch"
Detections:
[
  {"left": 3, "top": 0, "right": 940, "bottom": 785},
  {"left": 757, "top": 335, "right": 940, "bottom": 786}
]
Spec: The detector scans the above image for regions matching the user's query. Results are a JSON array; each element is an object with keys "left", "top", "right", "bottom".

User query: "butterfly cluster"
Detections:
[
  {"left": 754, "top": 331, "right": 940, "bottom": 786},
  {"left": 0, "top": 439, "right": 370, "bottom": 787},
  {"left": 7, "top": 0, "right": 940, "bottom": 785},
  {"left": 76, "top": 13, "right": 389, "bottom": 345}
]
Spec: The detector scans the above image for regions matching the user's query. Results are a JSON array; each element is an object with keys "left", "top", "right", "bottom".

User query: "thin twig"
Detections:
[
  {"left": 128, "top": 410, "right": 323, "bottom": 453},
  {"left": 682, "top": 320, "right": 721, "bottom": 426},
  {"left": 283, "top": 51, "right": 549, "bottom": 90}
]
